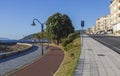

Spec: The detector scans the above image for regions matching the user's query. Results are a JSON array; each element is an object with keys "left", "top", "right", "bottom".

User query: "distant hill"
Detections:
[
  {"left": 0, "top": 37, "right": 9, "bottom": 40},
  {"left": 22, "top": 34, "right": 36, "bottom": 40}
]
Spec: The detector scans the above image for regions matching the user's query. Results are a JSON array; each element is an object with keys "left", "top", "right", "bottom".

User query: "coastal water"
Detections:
[{"left": 0, "top": 51, "right": 5, "bottom": 55}]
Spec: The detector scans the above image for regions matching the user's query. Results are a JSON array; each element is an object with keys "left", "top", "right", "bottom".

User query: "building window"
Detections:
[
  {"left": 119, "top": 6, "right": 120, "bottom": 10},
  {"left": 118, "top": 14, "right": 120, "bottom": 17}
]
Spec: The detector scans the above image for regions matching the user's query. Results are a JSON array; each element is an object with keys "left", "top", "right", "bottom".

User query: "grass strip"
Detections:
[{"left": 55, "top": 38, "right": 81, "bottom": 76}]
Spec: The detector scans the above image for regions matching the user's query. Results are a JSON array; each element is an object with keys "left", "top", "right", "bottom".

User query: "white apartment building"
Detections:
[
  {"left": 94, "top": 25, "right": 97, "bottom": 34},
  {"left": 94, "top": 14, "right": 111, "bottom": 34},
  {"left": 91, "top": 25, "right": 97, "bottom": 34},
  {"left": 110, "top": 0, "right": 120, "bottom": 35},
  {"left": 86, "top": 28, "right": 92, "bottom": 34},
  {"left": 106, "top": 14, "right": 112, "bottom": 30},
  {"left": 96, "top": 18, "right": 100, "bottom": 33},
  {"left": 99, "top": 17, "right": 104, "bottom": 32},
  {"left": 106, "top": 14, "right": 113, "bottom": 33},
  {"left": 96, "top": 17, "right": 105, "bottom": 34},
  {"left": 103, "top": 16, "right": 107, "bottom": 32},
  {"left": 89, "top": 0, "right": 120, "bottom": 35},
  {"left": 110, "top": 0, "right": 120, "bottom": 25}
]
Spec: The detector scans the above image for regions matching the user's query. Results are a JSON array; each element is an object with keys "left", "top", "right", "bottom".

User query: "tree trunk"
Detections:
[{"left": 56, "top": 39, "right": 59, "bottom": 45}]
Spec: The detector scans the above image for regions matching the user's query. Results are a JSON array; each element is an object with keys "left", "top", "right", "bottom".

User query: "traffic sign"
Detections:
[{"left": 81, "top": 20, "right": 84, "bottom": 28}]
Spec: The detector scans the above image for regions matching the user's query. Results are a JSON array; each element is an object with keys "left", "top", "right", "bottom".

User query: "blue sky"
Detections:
[{"left": 0, "top": 0, "right": 111, "bottom": 39}]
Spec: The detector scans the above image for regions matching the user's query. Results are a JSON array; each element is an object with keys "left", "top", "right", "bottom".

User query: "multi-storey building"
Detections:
[
  {"left": 88, "top": 0, "right": 120, "bottom": 35},
  {"left": 110, "top": 0, "right": 120, "bottom": 35},
  {"left": 94, "top": 14, "right": 111, "bottom": 34},
  {"left": 96, "top": 18, "right": 100, "bottom": 33},
  {"left": 106, "top": 14, "right": 112, "bottom": 30},
  {"left": 110, "top": 0, "right": 120, "bottom": 25},
  {"left": 86, "top": 28, "right": 92, "bottom": 34},
  {"left": 94, "top": 25, "right": 97, "bottom": 34},
  {"left": 99, "top": 17, "right": 104, "bottom": 33},
  {"left": 96, "top": 17, "right": 105, "bottom": 34},
  {"left": 91, "top": 25, "right": 97, "bottom": 34},
  {"left": 103, "top": 16, "right": 107, "bottom": 32}
]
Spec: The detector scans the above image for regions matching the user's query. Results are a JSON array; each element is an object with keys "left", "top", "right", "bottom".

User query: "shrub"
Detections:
[
  {"left": 64, "top": 43, "right": 73, "bottom": 51},
  {"left": 62, "top": 33, "right": 80, "bottom": 51},
  {"left": 61, "top": 38, "right": 70, "bottom": 47},
  {"left": 68, "top": 33, "right": 79, "bottom": 42}
]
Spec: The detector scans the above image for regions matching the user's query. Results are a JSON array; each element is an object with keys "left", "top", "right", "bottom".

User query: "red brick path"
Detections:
[{"left": 9, "top": 46, "right": 64, "bottom": 76}]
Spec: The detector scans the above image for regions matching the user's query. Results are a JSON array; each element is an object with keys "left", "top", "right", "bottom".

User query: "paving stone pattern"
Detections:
[{"left": 74, "top": 35, "right": 120, "bottom": 76}]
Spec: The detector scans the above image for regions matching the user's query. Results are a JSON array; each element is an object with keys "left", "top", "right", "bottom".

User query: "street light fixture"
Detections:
[{"left": 31, "top": 18, "right": 45, "bottom": 55}]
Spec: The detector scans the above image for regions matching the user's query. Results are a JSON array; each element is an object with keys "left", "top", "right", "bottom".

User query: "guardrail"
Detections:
[{"left": 0, "top": 43, "right": 33, "bottom": 59}]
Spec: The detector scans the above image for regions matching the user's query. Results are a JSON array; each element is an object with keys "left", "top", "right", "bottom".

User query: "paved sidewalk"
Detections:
[
  {"left": 8, "top": 46, "right": 64, "bottom": 76},
  {"left": 74, "top": 35, "right": 120, "bottom": 76},
  {"left": 0, "top": 45, "right": 47, "bottom": 76}
]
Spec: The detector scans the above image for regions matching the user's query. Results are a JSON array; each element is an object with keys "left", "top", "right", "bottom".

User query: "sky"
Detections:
[{"left": 0, "top": 0, "right": 111, "bottom": 39}]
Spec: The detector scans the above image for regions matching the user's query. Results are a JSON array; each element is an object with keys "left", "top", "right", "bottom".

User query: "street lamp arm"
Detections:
[
  {"left": 31, "top": 18, "right": 46, "bottom": 55},
  {"left": 33, "top": 18, "right": 43, "bottom": 25}
]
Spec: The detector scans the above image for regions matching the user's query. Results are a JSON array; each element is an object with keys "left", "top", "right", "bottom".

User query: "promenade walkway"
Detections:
[
  {"left": 0, "top": 45, "right": 44, "bottom": 76},
  {"left": 74, "top": 35, "right": 120, "bottom": 76},
  {"left": 8, "top": 46, "right": 64, "bottom": 76}
]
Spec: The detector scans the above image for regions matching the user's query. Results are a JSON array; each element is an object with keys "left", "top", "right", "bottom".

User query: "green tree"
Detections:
[{"left": 46, "top": 12, "right": 74, "bottom": 45}]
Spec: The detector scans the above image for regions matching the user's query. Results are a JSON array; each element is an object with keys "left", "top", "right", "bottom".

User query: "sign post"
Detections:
[
  {"left": 81, "top": 20, "right": 84, "bottom": 33},
  {"left": 81, "top": 20, "right": 85, "bottom": 47}
]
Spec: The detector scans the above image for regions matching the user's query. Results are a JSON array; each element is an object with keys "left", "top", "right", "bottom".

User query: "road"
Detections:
[
  {"left": 89, "top": 35, "right": 120, "bottom": 54},
  {"left": 0, "top": 44, "right": 48, "bottom": 76}
]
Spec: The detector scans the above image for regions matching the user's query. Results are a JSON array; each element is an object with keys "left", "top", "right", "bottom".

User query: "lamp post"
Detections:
[{"left": 31, "top": 18, "right": 45, "bottom": 55}]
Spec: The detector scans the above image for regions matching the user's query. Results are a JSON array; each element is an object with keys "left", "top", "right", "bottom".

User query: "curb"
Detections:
[{"left": 53, "top": 47, "right": 65, "bottom": 76}]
